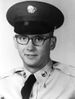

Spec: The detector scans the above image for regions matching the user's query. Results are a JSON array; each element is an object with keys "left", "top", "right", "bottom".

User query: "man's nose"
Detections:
[{"left": 27, "top": 39, "right": 35, "bottom": 51}]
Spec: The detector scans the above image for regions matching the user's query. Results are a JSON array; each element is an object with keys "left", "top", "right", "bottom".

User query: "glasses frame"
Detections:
[{"left": 15, "top": 34, "right": 52, "bottom": 46}]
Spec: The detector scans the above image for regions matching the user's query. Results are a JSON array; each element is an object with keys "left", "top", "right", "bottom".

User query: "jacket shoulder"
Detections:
[
  {"left": 53, "top": 62, "right": 75, "bottom": 77},
  {"left": 0, "top": 67, "right": 24, "bottom": 80}
]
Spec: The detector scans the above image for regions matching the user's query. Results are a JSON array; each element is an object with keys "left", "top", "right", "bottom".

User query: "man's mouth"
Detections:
[{"left": 25, "top": 54, "right": 38, "bottom": 58}]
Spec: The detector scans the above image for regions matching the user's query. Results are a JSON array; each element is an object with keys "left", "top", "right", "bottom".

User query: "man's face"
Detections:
[{"left": 14, "top": 33, "right": 56, "bottom": 72}]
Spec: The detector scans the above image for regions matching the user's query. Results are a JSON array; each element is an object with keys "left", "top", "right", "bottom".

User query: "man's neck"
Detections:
[{"left": 23, "top": 59, "right": 52, "bottom": 73}]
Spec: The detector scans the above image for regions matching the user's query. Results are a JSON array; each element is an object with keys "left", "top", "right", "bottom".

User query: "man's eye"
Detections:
[
  {"left": 35, "top": 37, "right": 43, "bottom": 41},
  {"left": 19, "top": 36, "right": 28, "bottom": 40}
]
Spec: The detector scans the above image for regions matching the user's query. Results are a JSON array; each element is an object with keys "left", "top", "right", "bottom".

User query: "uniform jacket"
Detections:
[{"left": 0, "top": 61, "right": 75, "bottom": 99}]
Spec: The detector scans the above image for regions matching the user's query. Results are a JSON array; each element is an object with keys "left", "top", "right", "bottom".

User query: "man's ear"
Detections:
[
  {"left": 50, "top": 36, "right": 57, "bottom": 50},
  {"left": 13, "top": 36, "right": 18, "bottom": 49}
]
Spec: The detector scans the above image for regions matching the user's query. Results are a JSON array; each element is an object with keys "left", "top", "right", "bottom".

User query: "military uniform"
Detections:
[
  {"left": 3, "top": 1, "right": 75, "bottom": 99},
  {"left": 0, "top": 61, "right": 75, "bottom": 99}
]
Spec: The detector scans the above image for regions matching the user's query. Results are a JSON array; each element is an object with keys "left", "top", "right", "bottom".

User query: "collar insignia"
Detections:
[{"left": 41, "top": 71, "right": 47, "bottom": 77}]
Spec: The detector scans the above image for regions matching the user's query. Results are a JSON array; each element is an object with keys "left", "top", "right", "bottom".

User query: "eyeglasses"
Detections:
[{"left": 15, "top": 35, "right": 51, "bottom": 46}]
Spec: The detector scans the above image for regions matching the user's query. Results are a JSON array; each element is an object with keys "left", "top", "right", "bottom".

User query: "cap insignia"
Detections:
[{"left": 27, "top": 5, "right": 37, "bottom": 14}]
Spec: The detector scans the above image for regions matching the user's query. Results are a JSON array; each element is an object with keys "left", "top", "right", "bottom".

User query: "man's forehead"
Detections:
[{"left": 21, "top": 33, "right": 50, "bottom": 37}]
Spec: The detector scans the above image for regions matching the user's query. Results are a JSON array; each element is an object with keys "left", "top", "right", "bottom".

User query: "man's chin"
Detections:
[
  {"left": 23, "top": 59, "right": 39, "bottom": 66},
  {"left": 25, "top": 62, "right": 38, "bottom": 67},
  {"left": 22, "top": 56, "right": 41, "bottom": 67}
]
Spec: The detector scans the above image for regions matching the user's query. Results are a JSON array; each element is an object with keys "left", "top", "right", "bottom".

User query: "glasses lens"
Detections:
[
  {"left": 16, "top": 35, "right": 28, "bottom": 45},
  {"left": 33, "top": 36, "right": 44, "bottom": 46}
]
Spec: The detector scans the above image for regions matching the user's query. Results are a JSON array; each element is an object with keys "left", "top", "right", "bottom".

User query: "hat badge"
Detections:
[{"left": 27, "top": 5, "right": 37, "bottom": 14}]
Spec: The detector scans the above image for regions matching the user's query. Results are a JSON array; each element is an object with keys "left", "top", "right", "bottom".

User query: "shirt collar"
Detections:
[
  {"left": 14, "top": 61, "right": 53, "bottom": 84},
  {"left": 34, "top": 61, "right": 53, "bottom": 84}
]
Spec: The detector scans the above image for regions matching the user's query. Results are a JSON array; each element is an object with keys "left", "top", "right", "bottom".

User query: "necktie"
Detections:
[{"left": 21, "top": 74, "right": 36, "bottom": 99}]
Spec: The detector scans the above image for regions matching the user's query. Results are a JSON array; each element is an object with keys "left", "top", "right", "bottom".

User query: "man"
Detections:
[{"left": 0, "top": 1, "right": 75, "bottom": 99}]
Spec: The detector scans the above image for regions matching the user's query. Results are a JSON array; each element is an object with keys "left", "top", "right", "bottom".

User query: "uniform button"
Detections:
[
  {"left": 30, "top": 92, "right": 33, "bottom": 98},
  {"left": 44, "top": 83, "right": 46, "bottom": 88}
]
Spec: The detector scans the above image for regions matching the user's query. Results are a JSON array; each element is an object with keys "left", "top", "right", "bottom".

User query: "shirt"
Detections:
[{"left": 0, "top": 61, "right": 75, "bottom": 99}]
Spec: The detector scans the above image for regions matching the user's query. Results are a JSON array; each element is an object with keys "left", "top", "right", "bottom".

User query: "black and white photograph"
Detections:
[{"left": 0, "top": 0, "right": 75, "bottom": 99}]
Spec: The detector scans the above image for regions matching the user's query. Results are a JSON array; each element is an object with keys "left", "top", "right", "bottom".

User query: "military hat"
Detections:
[{"left": 6, "top": 1, "right": 64, "bottom": 35}]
